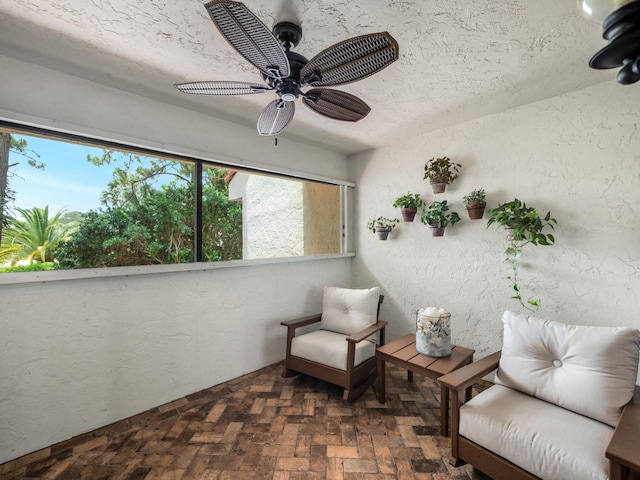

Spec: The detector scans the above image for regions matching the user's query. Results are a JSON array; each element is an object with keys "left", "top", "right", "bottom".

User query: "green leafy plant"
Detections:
[
  {"left": 54, "top": 176, "right": 243, "bottom": 269},
  {"left": 487, "top": 198, "right": 557, "bottom": 312},
  {"left": 367, "top": 216, "right": 399, "bottom": 233},
  {"left": 0, "top": 262, "right": 55, "bottom": 273},
  {"left": 423, "top": 157, "right": 462, "bottom": 184},
  {"left": 421, "top": 200, "right": 461, "bottom": 228},
  {"left": 487, "top": 199, "right": 556, "bottom": 244},
  {"left": 1, "top": 206, "right": 76, "bottom": 265},
  {"left": 392, "top": 192, "right": 424, "bottom": 209},
  {"left": 463, "top": 188, "right": 486, "bottom": 205}
]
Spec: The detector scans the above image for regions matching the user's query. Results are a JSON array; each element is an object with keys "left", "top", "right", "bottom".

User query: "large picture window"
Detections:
[{"left": 0, "top": 127, "right": 343, "bottom": 274}]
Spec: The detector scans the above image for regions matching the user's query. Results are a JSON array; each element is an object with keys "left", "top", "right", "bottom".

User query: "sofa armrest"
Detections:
[
  {"left": 438, "top": 351, "right": 501, "bottom": 392},
  {"left": 346, "top": 320, "right": 388, "bottom": 344},
  {"left": 439, "top": 351, "right": 501, "bottom": 466},
  {"left": 280, "top": 314, "right": 322, "bottom": 330},
  {"left": 606, "top": 385, "right": 640, "bottom": 480},
  {"left": 281, "top": 315, "right": 322, "bottom": 374}
]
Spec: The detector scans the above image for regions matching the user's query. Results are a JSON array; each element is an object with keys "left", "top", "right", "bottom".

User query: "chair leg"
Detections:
[
  {"left": 343, "top": 372, "right": 377, "bottom": 401},
  {"left": 281, "top": 368, "right": 299, "bottom": 378},
  {"left": 377, "top": 357, "right": 386, "bottom": 403}
]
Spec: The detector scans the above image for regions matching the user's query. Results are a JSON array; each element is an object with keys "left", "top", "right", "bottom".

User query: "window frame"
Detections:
[{"left": 0, "top": 121, "right": 355, "bottom": 284}]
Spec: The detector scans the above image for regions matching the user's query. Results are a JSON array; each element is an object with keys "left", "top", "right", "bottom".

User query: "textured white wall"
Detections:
[
  {"left": 0, "top": 259, "right": 351, "bottom": 463},
  {"left": 352, "top": 81, "right": 640, "bottom": 370},
  {"left": 241, "top": 175, "right": 304, "bottom": 259}
]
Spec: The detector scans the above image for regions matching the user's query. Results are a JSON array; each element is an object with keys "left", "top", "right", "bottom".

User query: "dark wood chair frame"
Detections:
[
  {"left": 438, "top": 351, "right": 640, "bottom": 480},
  {"left": 281, "top": 295, "right": 387, "bottom": 401}
]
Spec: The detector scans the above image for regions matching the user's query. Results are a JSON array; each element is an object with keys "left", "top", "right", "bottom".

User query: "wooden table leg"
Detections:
[
  {"left": 377, "top": 357, "right": 386, "bottom": 403},
  {"left": 441, "top": 385, "right": 449, "bottom": 436}
]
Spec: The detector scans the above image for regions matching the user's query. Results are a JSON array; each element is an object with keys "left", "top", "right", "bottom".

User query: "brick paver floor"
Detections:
[{"left": 0, "top": 363, "right": 478, "bottom": 479}]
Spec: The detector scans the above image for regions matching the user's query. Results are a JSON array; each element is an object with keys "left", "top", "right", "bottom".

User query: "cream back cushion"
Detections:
[
  {"left": 496, "top": 310, "right": 640, "bottom": 427},
  {"left": 320, "top": 286, "right": 380, "bottom": 336}
]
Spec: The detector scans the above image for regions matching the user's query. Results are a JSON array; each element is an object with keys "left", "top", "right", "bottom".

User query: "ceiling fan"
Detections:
[{"left": 175, "top": 0, "right": 399, "bottom": 136}]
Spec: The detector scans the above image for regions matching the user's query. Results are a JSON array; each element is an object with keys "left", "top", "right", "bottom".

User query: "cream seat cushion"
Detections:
[
  {"left": 460, "top": 385, "right": 613, "bottom": 480},
  {"left": 495, "top": 310, "right": 640, "bottom": 427},
  {"left": 290, "top": 329, "right": 376, "bottom": 371}
]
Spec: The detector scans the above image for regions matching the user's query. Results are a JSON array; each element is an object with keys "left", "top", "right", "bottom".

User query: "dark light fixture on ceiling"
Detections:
[{"left": 579, "top": 0, "right": 640, "bottom": 84}]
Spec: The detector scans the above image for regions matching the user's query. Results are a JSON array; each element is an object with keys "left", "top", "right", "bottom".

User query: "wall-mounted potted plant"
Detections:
[
  {"left": 392, "top": 192, "right": 424, "bottom": 222},
  {"left": 487, "top": 198, "right": 557, "bottom": 312},
  {"left": 463, "top": 188, "right": 487, "bottom": 220},
  {"left": 421, "top": 200, "right": 461, "bottom": 236},
  {"left": 367, "top": 216, "right": 399, "bottom": 240},
  {"left": 423, "top": 156, "right": 461, "bottom": 194}
]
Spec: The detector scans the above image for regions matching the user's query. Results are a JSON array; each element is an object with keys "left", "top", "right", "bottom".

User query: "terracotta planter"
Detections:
[
  {"left": 429, "top": 226, "right": 446, "bottom": 237},
  {"left": 401, "top": 207, "right": 418, "bottom": 222},
  {"left": 376, "top": 227, "right": 391, "bottom": 240},
  {"left": 430, "top": 180, "right": 447, "bottom": 194},
  {"left": 465, "top": 202, "right": 486, "bottom": 220}
]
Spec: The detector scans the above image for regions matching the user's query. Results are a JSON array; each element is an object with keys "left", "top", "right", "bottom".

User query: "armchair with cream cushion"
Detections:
[
  {"left": 439, "top": 310, "right": 640, "bottom": 480},
  {"left": 281, "top": 286, "right": 386, "bottom": 401}
]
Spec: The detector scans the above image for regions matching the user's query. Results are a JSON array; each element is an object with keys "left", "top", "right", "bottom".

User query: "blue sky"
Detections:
[{"left": 9, "top": 134, "right": 111, "bottom": 214}]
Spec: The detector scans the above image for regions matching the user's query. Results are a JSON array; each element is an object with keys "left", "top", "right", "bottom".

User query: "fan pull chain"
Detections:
[{"left": 275, "top": 137, "right": 278, "bottom": 147}]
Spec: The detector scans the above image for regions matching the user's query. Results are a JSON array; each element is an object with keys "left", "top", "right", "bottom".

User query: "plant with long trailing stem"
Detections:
[{"left": 487, "top": 199, "right": 557, "bottom": 312}]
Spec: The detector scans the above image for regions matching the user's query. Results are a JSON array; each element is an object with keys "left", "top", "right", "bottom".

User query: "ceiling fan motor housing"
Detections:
[
  {"left": 273, "top": 21, "right": 302, "bottom": 48},
  {"left": 263, "top": 49, "right": 309, "bottom": 101}
]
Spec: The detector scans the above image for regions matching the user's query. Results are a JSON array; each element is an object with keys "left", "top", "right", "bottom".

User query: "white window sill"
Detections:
[{"left": 0, "top": 253, "right": 355, "bottom": 286}]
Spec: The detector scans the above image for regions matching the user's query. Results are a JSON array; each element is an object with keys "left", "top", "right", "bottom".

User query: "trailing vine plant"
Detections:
[{"left": 487, "top": 199, "right": 557, "bottom": 312}]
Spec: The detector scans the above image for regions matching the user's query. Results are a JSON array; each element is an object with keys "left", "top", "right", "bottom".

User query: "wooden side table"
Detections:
[{"left": 376, "top": 333, "right": 474, "bottom": 436}]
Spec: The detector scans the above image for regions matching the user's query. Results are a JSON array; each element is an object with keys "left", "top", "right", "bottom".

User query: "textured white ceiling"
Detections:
[{"left": 0, "top": 0, "right": 613, "bottom": 154}]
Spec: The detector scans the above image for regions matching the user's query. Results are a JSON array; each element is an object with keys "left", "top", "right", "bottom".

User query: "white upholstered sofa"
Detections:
[{"left": 439, "top": 310, "right": 640, "bottom": 480}]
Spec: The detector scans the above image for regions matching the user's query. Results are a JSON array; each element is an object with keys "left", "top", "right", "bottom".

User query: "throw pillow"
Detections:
[
  {"left": 495, "top": 310, "right": 640, "bottom": 427},
  {"left": 320, "top": 286, "right": 380, "bottom": 336}
]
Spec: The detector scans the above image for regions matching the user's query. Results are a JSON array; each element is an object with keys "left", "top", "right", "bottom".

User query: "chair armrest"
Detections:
[
  {"left": 438, "top": 351, "right": 501, "bottom": 392},
  {"left": 346, "top": 320, "right": 388, "bottom": 343},
  {"left": 280, "top": 314, "right": 322, "bottom": 329},
  {"left": 606, "top": 385, "right": 640, "bottom": 475}
]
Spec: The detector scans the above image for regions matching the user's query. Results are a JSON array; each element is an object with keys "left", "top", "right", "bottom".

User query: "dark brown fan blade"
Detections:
[
  {"left": 205, "top": 0, "right": 290, "bottom": 79},
  {"left": 302, "top": 89, "right": 370, "bottom": 122},
  {"left": 175, "top": 81, "right": 272, "bottom": 95},
  {"left": 300, "top": 32, "right": 398, "bottom": 87},
  {"left": 257, "top": 99, "right": 295, "bottom": 136}
]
